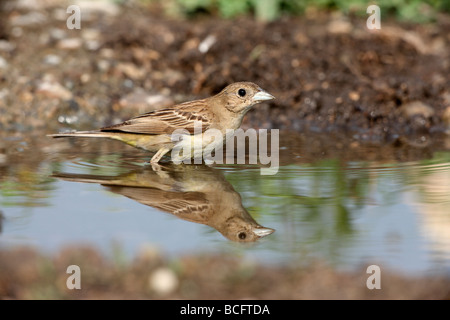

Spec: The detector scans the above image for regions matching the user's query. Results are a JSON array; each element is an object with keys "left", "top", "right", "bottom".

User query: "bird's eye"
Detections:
[
  {"left": 238, "top": 89, "right": 246, "bottom": 97},
  {"left": 238, "top": 232, "right": 247, "bottom": 240}
]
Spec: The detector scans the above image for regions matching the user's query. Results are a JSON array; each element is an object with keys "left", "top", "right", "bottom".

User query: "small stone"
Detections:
[
  {"left": 443, "top": 106, "right": 450, "bottom": 125},
  {"left": 14, "top": 0, "right": 45, "bottom": 10},
  {"left": 348, "top": 91, "right": 360, "bottom": 101},
  {"left": 198, "top": 35, "right": 216, "bottom": 54},
  {"left": 146, "top": 94, "right": 173, "bottom": 107},
  {"left": 327, "top": 18, "right": 352, "bottom": 34},
  {"left": 0, "top": 40, "right": 15, "bottom": 52},
  {"left": 400, "top": 101, "right": 435, "bottom": 119},
  {"left": 96, "top": 60, "right": 110, "bottom": 72},
  {"left": 117, "top": 62, "right": 146, "bottom": 80},
  {"left": 119, "top": 88, "right": 173, "bottom": 113},
  {"left": 11, "top": 27, "right": 23, "bottom": 38},
  {"left": 82, "top": 29, "right": 102, "bottom": 51},
  {"left": 49, "top": 28, "right": 67, "bottom": 40},
  {"left": 441, "top": 92, "right": 450, "bottom": 105},
  {"left": 74, "top": 0, "right": 120, "bottom": 17},
  {"left": 80, "top": 73, "right": 90, "bottom": 83},
  {"left": 350, "top": 141, "right": 360, "bottom": 148},
  {"left": 43, "top": 54, "right": 61, "bottom": 65},
  {"left": 0, "top": 56, "right": 8, "bottom": 69},
  {"left": 148, "top": 268, "right": 178, "bottom": 295},
  {"left": 36, "top": 78, "right": 73, "bottom": 100},
  {"left": 85, "top": 40, "right": 101, "bottom": 51},
  {"left": 11, "top": 12, "right": 47, "bottom": 27},
  {"left": 0, "top": 88, "right": 8, "bottom": 100},
  {"left": 82, "top": 28, "right": 101, "bottom": 41},
  {"left": 99, "top": 48, "right": 115, "bottom": 59},
  {"left": 57, "top": 38, "right": 83, "bottom": 50}
]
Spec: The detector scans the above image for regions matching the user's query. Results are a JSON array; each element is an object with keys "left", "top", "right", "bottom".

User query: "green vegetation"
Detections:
[{"left": 148, "top": 0, "right": 449, "bottom": 22}]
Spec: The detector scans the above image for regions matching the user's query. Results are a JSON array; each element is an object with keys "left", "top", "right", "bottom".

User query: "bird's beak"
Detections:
[
  {"left": 253, "top": 227, "right": 275, "bottom": 238},
  {"left": 253, "top": 90, "right": 275, "bottom": 102}
]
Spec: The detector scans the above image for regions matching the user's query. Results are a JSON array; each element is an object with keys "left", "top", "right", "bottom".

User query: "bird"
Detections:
[
  {"left": 48, "top": 82, "right": 275, "bottom": 163},
  {"left": 52, "top": 164, "right": 275, "bottom": 242}
]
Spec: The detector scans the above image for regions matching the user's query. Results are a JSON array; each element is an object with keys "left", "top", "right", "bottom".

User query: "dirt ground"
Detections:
[
  {"left": 1, "top": 1, "right": 450, "bottom": 300},
  {"left": 1, "top": 246, "right": 449, "bottom": 300},
  {"left": 0, "top": 1, "right": 449, "bottom": 137}
]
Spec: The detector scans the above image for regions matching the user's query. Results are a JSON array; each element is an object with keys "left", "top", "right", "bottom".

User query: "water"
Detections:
[{"left": 1, "top": 135, "right": 450, "bottom": 277}]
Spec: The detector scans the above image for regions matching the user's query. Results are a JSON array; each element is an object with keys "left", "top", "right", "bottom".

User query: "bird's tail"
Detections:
[
  {"left": 51, "top": 172, "right": 120, "bottom": 185},
  {"left": 47, "top": 130, "right": 110, "bottom": 139}
]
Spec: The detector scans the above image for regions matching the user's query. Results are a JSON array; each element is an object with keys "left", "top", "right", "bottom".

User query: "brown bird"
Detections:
[
  {"left": 52, "top": 164, "right": 275, "bottom": 242},
  {"left": 48, "top": 82, "right": 275, "bottom": 163}
]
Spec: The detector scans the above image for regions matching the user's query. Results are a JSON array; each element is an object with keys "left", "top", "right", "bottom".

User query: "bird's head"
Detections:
[
  {"left": 232, "top": 225, "right": 275, "bottom": 242},
  {"left": 219, "top": 212, "right": 275, "bottom": 242},
  {"left": 218, "top": 82, "right": 275, "bottom": 114}
]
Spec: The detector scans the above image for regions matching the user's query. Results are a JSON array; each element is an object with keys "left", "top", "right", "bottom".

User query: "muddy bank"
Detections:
[{"left": 0, "top": 1, "right": 449, "bottom": 140}]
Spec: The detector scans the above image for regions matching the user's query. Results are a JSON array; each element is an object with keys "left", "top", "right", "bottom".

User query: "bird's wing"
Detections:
[
  {"left": 105, "top": 186, "right": 212, "bottom": 223},
  {"left": 101, "top": 100, "right": 211, "bottom": 135}
]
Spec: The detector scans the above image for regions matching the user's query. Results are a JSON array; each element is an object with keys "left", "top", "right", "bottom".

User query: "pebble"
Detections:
[
  {"left": 96, "top": 60, "right": 110, "bottom": 72},
  {"left": 117, "top": 62, "right": 146, "bottom": 80},
  {"left": 11, "top": 27, "right": 23, "bottom": 38},
  {"left": 43, "top": 54, "right": 62, "bottom": 65},
  {"left": 0, "top": 88, "right": 8, "bottom": 100},
  {"left": 80, "top": 73, "right": 90, "bottom": 83},
  {"left": 49, "top": 28, "right": 67, "bottom": 41},
  {"left": 14, "top": 0, "right": 48, "bottom": 10},
  {"left": 82, "top": 29, "right": 102, "bottom": 51},
  {"left": 0, "top": 40, "right": 15, "bottom": 52},
  {"left": 327, "top": 18, "right": 352, "bottom": 34},
  {"left": 74, "top": 0, "right": 120, "bottom": 18},
  {"left": 57, "top": 38, "right": 83, "bottom": 50},
  {"left": 82, "top": 29, "right": 101, "bottom": 41},
  {"left": 119, "top": 88, "right": 173, "bottom": 113},
  {"left": 11, "top": 12, "right": 47, "bottom": 27},
  {"left": 52, "top": 8, "right": 68, "bottom": 21},
  {"left": 0, "top": 56, "right": 8, "bottom": 69},
  {"left": 441, "top": 92, "right": 450, "bottom": 105},
  {"left": 198, "top": 35, "right": 217, "bottom": 54},
  {"left": 85, "top": 40, "right": 101, "bottom": 51},
  {"left": 148, "top": 268, "right": 178, "bottom": 295},
  {"left": 348, "top": 91, "right": 360, "bottom": 101},
  {"left": 99, "top": 48, "right": 115, "bottom": 59},
  {"left": 400, "top": 101, "right": 435, "bottom": 118},
  {"left": 443, "top": 107, "right": 450, "bottom": 125},
  {"left": 146, "top": 94, "right": 173, "bottom": 107},
  {"left": 36, "top": 78, "right": 73, "bottom": 100}
]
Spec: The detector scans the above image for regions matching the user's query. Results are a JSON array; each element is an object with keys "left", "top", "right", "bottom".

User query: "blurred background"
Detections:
[{"left": 0, "top": 0, "right": 449, "bottom": 299}]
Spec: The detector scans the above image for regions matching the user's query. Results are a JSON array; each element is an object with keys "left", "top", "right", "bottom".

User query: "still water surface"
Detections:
[{"left": 1, "top": 139, "right": 449, "bottom": 276}]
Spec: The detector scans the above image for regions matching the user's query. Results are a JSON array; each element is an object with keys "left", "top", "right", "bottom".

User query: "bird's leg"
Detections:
[
  {"left": 148, "top": 163, "right": 172, "bottom": 181},
  {"left": 150, "top": 147, "right": 171, "bottom": 164}
]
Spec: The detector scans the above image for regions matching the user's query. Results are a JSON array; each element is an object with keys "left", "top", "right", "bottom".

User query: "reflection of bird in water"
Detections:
[{"left": 52, "top": 164, "right": 274, "bottom": 242}]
